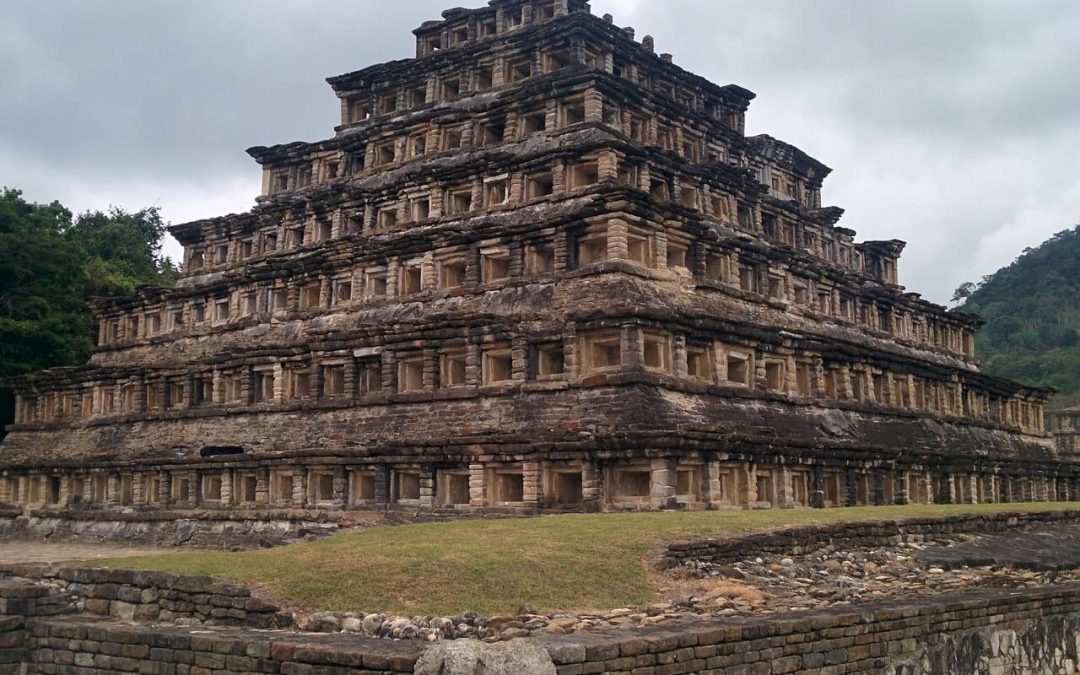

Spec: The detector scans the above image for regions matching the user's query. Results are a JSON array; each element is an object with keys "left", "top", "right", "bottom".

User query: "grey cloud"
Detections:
[
  {"left": 612, "top": 0, "right": 1080, "bottom": 144},
  {"left": 2, "top": 1, "right": 445, "bottom": 177},
  {"left": 2, "top": 0, "right": 1078, "bottom": 305}
]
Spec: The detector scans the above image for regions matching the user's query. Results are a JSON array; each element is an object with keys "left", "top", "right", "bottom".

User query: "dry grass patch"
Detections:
[
  {"left": 656, "top": 572, "right": 767, "bottom": 608},
  {"left": 101, "top": 503, "right": 1080, "bottom": 616}
]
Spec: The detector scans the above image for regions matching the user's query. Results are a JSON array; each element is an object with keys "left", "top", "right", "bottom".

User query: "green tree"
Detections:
[
  {"left": 0, "top": 188, "right": 178, "bottom": 436},
  {"left": 69, "top": 206, "right": 179, "bottom": 297},
  {"left": 957, "top": 225, "right": 1080, "bottom": 410},
  {"left": 0, "top": 189, "right": 87, "bottom": 376},
  {"left": 951, "top": 281, "right": 977, "bottom": 305}
]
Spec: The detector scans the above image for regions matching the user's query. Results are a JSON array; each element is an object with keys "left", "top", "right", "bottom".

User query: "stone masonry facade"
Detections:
[
  {"left": 0, "top": 0, "right": 1072, "bottom": 517},
  {"left": 1050, "top": 407, "right": 1080, "bottom": 456}
]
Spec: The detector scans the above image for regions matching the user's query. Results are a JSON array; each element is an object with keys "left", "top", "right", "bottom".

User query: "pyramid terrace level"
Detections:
[{"left": 0, "top": 0, "right": 1071, "bottom": 515}]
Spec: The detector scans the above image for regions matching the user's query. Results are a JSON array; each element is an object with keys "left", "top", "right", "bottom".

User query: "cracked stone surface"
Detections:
[{"left": 917, "top": 524, "right": 1080, "bottom": 571}]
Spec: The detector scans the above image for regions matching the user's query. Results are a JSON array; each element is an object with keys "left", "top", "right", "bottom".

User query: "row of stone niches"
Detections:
[
  {"left": 145, "top": 207, "right": 972, "bottom": 363},
  {"left": 22, "top": 326, "right": 1039, "bottom": 436},
  {"left": 1, "top": 460, "right": 1074, "bottom": 512}
]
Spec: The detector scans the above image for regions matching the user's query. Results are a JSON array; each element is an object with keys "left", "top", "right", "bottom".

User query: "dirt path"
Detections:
[{"left": 0, "top": 542, "right": 167, "bottom": 565}]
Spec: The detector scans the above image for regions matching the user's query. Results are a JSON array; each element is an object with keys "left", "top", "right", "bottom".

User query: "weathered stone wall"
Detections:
[
  {"left": 0, "top": 383, "right": 1070, "bottom": 520},
  {"left": 1050, "top": 408, "right": 1080, "bottom": 455},
  {"left": 662, "top": 509, "right": 1080, "bottom": 567},
  {"left": 0, "top": 510, "right": 343, "bottom": 549},
  {"left": 539, "top": 584, "right": 1080, "bottom": 674},
  {"left": 5, "top": 583, "right": 1080, "bottom": 674},
  {"left": 0, "top": 578, "right": 70, "bottom": 675},
  {"left": 0, "top": 614, "right": 23, "bottom": 675},
  {"left": 0, "top": 379, "right": 1054, "bottom": 469},
  {"left": 1, "top": 568, "right": 290, "bottom": 629},
  {"left": 22, "top": 616, "right": 421, "bottom": 674},
  {"left": 0, "top": 507, "right": 525, "bottom": 549}
]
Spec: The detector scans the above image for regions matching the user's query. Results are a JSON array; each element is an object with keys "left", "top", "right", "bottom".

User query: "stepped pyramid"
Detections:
[{"left": 2, "top": 0, "right": 1069, "bottom": 514}]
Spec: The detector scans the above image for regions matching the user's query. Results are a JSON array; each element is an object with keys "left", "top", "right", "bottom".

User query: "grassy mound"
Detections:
[{"left": 103, "top": 503, "right": 1078, "bottom": 615}]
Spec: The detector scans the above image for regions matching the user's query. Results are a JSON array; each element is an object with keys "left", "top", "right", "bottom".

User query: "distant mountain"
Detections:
[{"left": 954, "top": 226, "right": 1080, "bottom": 410}]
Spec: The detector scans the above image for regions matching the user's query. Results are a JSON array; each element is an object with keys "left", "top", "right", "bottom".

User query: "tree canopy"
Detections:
[
  {"left": 0, "top": 188, "right": 178, "bottom": 434},
  {"left": 955, "top": 225, "right": 1080, "bottom": 410}
]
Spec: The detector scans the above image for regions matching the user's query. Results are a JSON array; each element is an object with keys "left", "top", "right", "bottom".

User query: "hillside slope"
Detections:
[{"left": 956, "top": 226, "right": 1080, "bottom": 409}]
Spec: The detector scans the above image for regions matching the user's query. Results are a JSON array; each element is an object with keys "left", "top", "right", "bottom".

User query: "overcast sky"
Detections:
[{"left": 3, "top": 0, "right": 1079, "bottom": 305}]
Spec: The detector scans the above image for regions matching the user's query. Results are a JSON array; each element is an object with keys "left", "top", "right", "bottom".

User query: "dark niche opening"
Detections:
[{"left": 200, "top": 446, "right": 245, "bottom": 458}]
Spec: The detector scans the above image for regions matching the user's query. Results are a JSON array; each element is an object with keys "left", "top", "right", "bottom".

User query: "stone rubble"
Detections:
[{"left": 674, "top": 535, "right": 1080, "bottom": 616}]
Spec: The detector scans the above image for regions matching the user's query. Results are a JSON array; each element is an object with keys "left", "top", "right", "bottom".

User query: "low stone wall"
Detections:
[
  {"left": 7, "top": 583, "right": 1080, "bottom": 674},
  {"left": 0, "top": 580, "right": 69, "bottom": 621},
  {"left": 0, "top": 507, "right": 525, "bottom": 550},
  {"left": 662, "top": 509, "right": 1080, "bottom": 567},
  {"left": 0, "top": 567, "right": 290, "bottom": 630},
  {"left": 0, "top": 510, "right": 346, "bottom": 549},
  {"left": 25, "top": 616, "right": 421, "bottom": 674},
  {"left": 0, "top": 578, "right": 71, "bottom": 675},
  {"left": 540, "top": 583, "right": 1080, "bottom": 674},
  {"left": 0, "top": 615, "right": 23, "bottom": 675}
]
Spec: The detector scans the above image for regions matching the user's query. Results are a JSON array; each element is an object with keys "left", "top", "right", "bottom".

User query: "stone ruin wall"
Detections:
[
  {"left": 1, "top": 0, "right": 1073, "bottom": 519},
  {"left": 1050, "top": 408, "right": 1080, "bottom": 456},
  {"left": 0, "top": 507, "right": 345, "bottom": 549},
  {"left": 660, "top": 509, "right": 1080, "bottom": 567}
]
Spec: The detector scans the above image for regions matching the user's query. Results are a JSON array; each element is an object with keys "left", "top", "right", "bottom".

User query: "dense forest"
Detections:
[
  {"left": 955, "top": 225, "right": 1080, "bottom": 410},
  {"left": 0, "top": 188, "right": 178, "bottom": 436}
]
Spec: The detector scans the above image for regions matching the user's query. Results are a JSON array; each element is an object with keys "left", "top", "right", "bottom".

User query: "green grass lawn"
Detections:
[{"left": 102, "top": 503, "right": 1079, "bottom": 616}]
